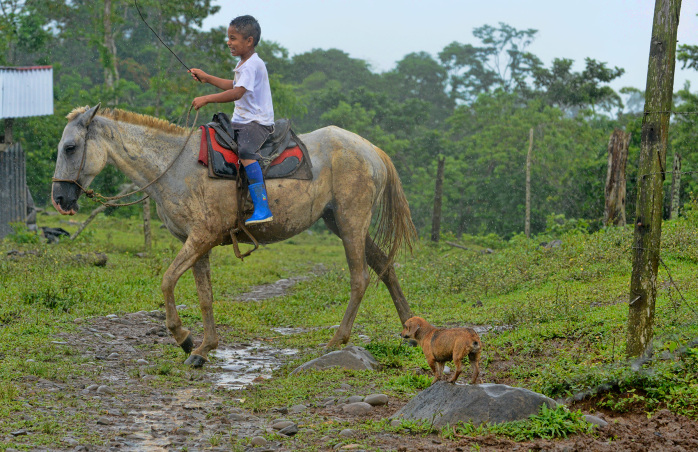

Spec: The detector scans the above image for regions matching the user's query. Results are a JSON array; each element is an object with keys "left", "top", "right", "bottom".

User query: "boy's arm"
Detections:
[
  {"left": 189, "top": 69, "right": 233, "bottom": 91},
  {"left": 192, "top": 86, "right": 246, "bottom": 110}
]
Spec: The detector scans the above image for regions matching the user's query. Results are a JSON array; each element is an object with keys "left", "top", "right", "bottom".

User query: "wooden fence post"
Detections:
[
  {"left": 143, "top": 196, "right": 152, "bottom": 252},
  {"left": 669, "top": 153, "right": 681, "bottom": 219},
  {"left": 604, "top": 129, "right": 631, "bottom": 226},
  {"left": 525, "top": 128, "right": 533, "bottom": 238},
  {"left": 431, "top": 156, "right": 445, "bottom": 242},
  {"left": 627, "top": 0, "right": 681, "bottom": 358}
]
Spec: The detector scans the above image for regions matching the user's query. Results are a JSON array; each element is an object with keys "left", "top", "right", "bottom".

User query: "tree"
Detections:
[
  {"left": 627, "top": 0, "right": 681, "bottom": 358},
  {"left": 532, "top": 58, "right": 625, "bottom": 115},
  {"left": 439, "top": 23, "right": 541, "bottom": 103}
]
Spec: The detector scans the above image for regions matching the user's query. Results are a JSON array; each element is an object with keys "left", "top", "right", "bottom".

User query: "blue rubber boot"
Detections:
[{"left": 245, "top": 182, "right": 273, "bottom": 225}]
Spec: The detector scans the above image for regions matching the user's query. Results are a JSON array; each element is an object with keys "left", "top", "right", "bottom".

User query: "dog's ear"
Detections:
[{"left": 409, "top": 322, "right": 421, "bottom": 338}]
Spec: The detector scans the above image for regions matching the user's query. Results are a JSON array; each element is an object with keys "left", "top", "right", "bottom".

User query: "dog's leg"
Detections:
[
  {"left": 449, "top": 343, "right": 469, "bottom": 383},
  {"left": 469, "top": 350, "right": 481, "bottom": 384},
  {"left": 427, "top": 358, "right": 441, "bottom": 384}
]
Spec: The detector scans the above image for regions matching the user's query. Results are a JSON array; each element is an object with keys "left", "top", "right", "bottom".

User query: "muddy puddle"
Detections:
[{"left": 209, "top": 342, "right": 299, "bottom": 390}]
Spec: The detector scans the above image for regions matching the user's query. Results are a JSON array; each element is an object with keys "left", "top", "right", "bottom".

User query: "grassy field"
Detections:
[{"left": 2, "top": 206, "right": 698, "bottom": 450}]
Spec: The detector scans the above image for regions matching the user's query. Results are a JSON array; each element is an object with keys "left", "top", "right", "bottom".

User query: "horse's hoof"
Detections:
[
  {"left": 184, "top": 354, "right": 207, "bottom": 368},
  {"left": 179, "top": 335, "right": 194, "bottom": 355}
]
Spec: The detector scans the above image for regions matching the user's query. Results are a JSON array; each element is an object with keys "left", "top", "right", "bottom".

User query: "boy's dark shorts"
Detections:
[{"left": 231, "top": 121, "right": 273, "bottom": 161}]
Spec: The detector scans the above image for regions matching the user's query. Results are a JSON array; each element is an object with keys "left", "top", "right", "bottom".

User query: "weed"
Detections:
[
  {"left": 0, "top": 382, "right": 18, "bottom": 402},
  {"left": 386, "top": 373, "right": 432, "bottom": 393},
  {"left": 446, "top": 405, "right": 592, "bottom": 441}
]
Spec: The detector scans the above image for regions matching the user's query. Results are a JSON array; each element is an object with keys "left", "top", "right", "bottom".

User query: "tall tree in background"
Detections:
[
  {"left": 439, "top": 23, "right": 540, "bottom": 102},
  {"left": 627, "top": 0, "right": 681, "bottom": 358},
  {"left": 532, "top": 58, "right": 625, "bottom": 115}
]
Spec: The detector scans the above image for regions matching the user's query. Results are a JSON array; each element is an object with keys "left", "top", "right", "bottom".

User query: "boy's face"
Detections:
[{"left": 227, "top": 25, "right": 254, "bottom": 57}]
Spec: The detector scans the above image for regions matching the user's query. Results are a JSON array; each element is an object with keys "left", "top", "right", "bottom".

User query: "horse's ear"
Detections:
[{"left": 81, "top": 103, "right": 101, "bottom": 127}]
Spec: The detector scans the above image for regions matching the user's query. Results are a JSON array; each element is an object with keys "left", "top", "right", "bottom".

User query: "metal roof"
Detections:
[{"left": 0, "top": 66, "right": 54, "bottom": 119}]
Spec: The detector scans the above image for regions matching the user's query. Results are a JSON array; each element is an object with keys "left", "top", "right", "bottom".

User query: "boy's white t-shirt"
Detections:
[{"left": 232, "top": 53, "right": 274, "bottom": 126}]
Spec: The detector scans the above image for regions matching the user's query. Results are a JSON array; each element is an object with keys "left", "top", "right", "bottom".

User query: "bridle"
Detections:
[{"left": 52, "top": 107, "right": 199, "bottom": 208}]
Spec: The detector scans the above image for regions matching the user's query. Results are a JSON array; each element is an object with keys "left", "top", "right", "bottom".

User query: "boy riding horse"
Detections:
[{"left": 189, "top": 15, "right": 273, "bottom": 226}]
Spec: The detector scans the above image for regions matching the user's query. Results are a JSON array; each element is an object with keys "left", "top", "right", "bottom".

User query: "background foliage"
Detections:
[{"left": 1, "top": 1, "right": 697, "bottom": 237}]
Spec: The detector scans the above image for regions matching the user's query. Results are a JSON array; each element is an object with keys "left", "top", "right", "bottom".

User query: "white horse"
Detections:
[{"left": 52, "top": 105, "right": 416, "bottom": 366}]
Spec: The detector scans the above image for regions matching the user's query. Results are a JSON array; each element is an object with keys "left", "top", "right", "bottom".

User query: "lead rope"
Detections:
[{"left": 53, "top": 107, "right": 199, "bottom": 208}]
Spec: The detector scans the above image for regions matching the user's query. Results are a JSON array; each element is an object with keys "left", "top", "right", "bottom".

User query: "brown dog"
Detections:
[{"left": 401, "top": 316, "right": 481, "bottom": 384}]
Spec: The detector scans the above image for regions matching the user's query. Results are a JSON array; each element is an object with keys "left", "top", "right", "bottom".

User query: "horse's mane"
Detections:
[{"left": 66, "top": 106, "right": 189, "bottom": 136}]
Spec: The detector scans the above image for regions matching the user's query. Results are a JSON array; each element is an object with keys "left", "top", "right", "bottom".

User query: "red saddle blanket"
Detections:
[{"left": 197, "top": 126, "right": 309, "bottom": 180}]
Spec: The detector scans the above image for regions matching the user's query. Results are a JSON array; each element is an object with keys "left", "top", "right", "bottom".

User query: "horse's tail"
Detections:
[{"left": 372, "top": 147, "right": 417, "bottom": 274}]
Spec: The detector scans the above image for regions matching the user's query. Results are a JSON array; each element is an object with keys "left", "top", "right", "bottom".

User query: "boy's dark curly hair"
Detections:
[{"left": 230, "top": 15, "right": 261, "bottom": 46}]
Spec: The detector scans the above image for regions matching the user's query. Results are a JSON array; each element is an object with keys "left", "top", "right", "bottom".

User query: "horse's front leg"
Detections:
[
  {"left": 161, "top": 237, "right": 212, "bottom": 363},
  {"left": 184, "top": 252, "right": 219, "bottom": 367}
]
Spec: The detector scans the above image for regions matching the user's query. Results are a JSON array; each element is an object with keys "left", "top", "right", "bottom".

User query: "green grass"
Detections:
[{"left": 3, "top": 208, "right": 698, "bottom": 449}]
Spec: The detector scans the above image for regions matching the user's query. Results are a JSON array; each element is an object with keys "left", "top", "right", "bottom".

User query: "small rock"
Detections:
[
  {"left": 342, "top": 402, "right": 373, "bottom": 415},
  {"left": 26, "top": 359, "right": 35, "bottom": 363},
  {"left": 339, "top": 429, "right": 355, "bottom": 437},
  {"left": 10, "top": 430, "right": 28, "bottom": 436},
  {"left": 278, "top": 424, "right": 298, "bottom": 436},
  {"left": 106, "top": 314, "right": 118, "bottom": 319},
  {"left": 228, "top": 413, "right": 246, "bottom": 421},
  {"left": 583, "top": 414, "right": 609, "bottom": 428},
  {"left": 107, "top": 353, "right": 119, "bottom": 360},
  {"left": 271, "top": 421, "right": 294, "bottom": 430},
  {"left": 176, "top": 304, "right": 187, "bottom": 311},
  {"left": 390, "top": 419, "right": 402, "bottom": 427},
  {"left": 250, "top": 436, "right": 268, "bottom": 446},
  {"left": 73, "top": 318, "right": 84, "bottom": 324},
  {"left": 136, "top": 359, "right": 149, "bottom": 365},
  {"left": 346, "top": 395, "right": 364, "bottom": 403},
  {"left": 364, "top": 394, "right": 388, "bottom": 406},
  {"left": 96, "top": 385, "right": 114, "bottom": 394},
  {"left": 85, "top": 384, "right": 99, "bottom": 392},
  {"left": 341, "top": 445, "right": 363, "bottom": 450},
  {"left": 51, "top": 341, "right": 68, "bottom": 345},
  {"left": 96, "top": 417, "right": 112, "bottom": 425},
  {"left": 62, "top": 437, "right": 79, "bottom": 446},
  {"left": 289, "top": 404, "right": 306, "bottom": 413},
  {"left": 340, "top": 383, "right": 352, "bottom": 390}
]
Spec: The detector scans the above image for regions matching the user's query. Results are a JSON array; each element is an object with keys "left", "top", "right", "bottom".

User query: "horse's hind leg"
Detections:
[
  {"left": 322, "top": 209, "right": 371, "bottom": 348},
  {"left": 161, "top": 237, "right": 213, "bottom": 362},
  {"left": 324, "top": 212, "right": 413, "bottom": 329},
  {"left": 365, "top": 237, "right": 413, "bottom": 324},
  {"left": 185, "top": 252, "right": 219, "bottom": 367}
]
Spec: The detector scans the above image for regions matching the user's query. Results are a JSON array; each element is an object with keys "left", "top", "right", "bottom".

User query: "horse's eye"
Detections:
[{"left": 64, "top": 144, "right": 76, "bottom": 153}]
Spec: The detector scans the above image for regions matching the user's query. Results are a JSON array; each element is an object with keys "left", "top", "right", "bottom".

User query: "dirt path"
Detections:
[{"left": 8, "top": 277, "right": 698, "bottom": 451}]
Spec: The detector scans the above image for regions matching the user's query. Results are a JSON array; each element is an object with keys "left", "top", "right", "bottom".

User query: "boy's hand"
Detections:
[
  {"left": 191, "top": 96, "right": 209, "bottom": 110},
  {"left": 189, "top": 68, "right": 208, "bottom": 83}
]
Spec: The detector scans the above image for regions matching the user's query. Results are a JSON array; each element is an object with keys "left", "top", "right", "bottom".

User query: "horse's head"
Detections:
[{"left": 51, "top": 104, "right": 108, "bottom": 215}]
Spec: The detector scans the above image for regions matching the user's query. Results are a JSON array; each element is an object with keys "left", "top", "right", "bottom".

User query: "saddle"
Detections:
[{"left": 197, "top": 112, "right": 312, "bottom": 180}]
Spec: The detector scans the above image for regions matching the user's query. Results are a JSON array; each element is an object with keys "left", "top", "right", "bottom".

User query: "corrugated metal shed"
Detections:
[{"left": 0, "top": 66, "right": 54, "bottom": 119}]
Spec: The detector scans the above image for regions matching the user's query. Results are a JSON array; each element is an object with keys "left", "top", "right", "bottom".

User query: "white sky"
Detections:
[{"left": 201, "top": 0, "right": 698, "bottom": 92}]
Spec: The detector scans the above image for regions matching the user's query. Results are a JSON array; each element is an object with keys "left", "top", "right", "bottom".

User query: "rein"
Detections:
[{"left": 52, "top": 107, "right": 199, "bottom": 208}]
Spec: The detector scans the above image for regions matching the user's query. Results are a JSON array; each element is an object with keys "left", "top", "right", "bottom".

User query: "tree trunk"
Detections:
[
  {"left": 669, "top": 153, "right": 681, "bottom": 219},
  {"left": 3, "top": 118, "right": 13, "bottom": 144},
  {"left": 604, "top": 129, "right": 630, "bottom": 226},
  {"left": 103, "top": 0, "right": 119, "bottom": 102},
  {"left": 431, "top": 156, "right": 445, "bottom": 242},
  {"left": 525, "top": 128, "right": 533, "bottom": 238},
  {"left": 143, "top": 196, "right": 152, "bottom": 252},
  {"left": 627, "top": 0, "right": 681, "bottom": 358}
]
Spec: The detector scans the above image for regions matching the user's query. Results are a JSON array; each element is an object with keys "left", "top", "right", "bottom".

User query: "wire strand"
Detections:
[{"left": 134, "top": 0, "right": 190, "bottom": 72}]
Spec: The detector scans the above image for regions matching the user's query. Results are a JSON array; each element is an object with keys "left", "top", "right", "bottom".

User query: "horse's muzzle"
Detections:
[{"left": 51, "top": 181, "right": 82, "bottom": 215}]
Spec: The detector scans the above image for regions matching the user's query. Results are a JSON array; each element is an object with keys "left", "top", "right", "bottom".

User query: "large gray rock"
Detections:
[
  {"left": 392, "top": 382, "right": 557, "bottom": 427},
  {"left": 290, "top": 346, "right": 380, "bottom": 374}
]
